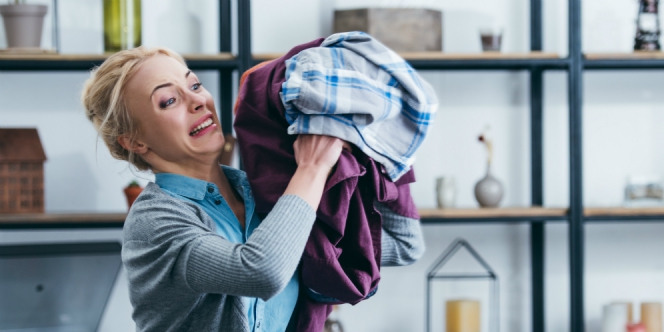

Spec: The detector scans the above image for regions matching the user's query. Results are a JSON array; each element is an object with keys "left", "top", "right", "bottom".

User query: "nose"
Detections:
[{"left": 188, "top": 90, "right": 206, "bottom": 113}]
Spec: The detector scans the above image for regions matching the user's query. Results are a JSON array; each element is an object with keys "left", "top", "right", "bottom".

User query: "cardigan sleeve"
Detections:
[
  {"left": 182, "top": 195, "right": 315, "bottom": 299},
  {"left": 377, "top": 200, "right": 425, "bottom": 266},
  {"left": 122, "top": 193, "right": 316, "bottom": 302}
]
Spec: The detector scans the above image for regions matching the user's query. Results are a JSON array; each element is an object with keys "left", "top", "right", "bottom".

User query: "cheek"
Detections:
[{"left": 146, "top": 114, "right": 186, "bottom": 143}]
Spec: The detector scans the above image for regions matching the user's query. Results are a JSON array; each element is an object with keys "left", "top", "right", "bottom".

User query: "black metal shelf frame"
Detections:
[
  {"left": 0, "top": 59, "right": 106, "bottom": 71},
  {"left": 569, "top": 0, "right": 585, "bottom": 330},
  {"left": 584, "top": 59, "right": 664, "bottom": 69},
  {"left": 585, "top": 214, "right": 664, "bottom": 222},
  {"left": 408, "top": 58, "right": 569, "bottom": 71},
  {"left": 0, "top": 220, "right": 125, "bottom": 229}
]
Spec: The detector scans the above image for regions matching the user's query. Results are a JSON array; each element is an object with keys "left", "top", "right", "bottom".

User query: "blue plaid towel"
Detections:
[{"left": 280, "top": 31, "right": 438, "bottom": 181}]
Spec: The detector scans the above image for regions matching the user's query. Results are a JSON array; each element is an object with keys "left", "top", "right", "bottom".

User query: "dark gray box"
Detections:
[
  {"left": 333, "top": 8, "right": 443, "bottom": 52},
  {"left": 0, "top": 242, "right": 122, "bottom": 332}
]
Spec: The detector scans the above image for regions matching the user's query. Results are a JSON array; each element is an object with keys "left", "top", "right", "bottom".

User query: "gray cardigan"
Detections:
[{"left": 122, "top": 182, "right": 424, "bottom": 332}]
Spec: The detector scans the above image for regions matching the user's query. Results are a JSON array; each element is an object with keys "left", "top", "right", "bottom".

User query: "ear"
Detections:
[{"left": 117, "top": 135, "right": 149, "bottom": 155}]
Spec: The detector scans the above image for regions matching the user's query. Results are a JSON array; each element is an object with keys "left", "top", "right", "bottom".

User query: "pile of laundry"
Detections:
[{"left": 234, "top": 31, "right": 438, "bottom": 331}]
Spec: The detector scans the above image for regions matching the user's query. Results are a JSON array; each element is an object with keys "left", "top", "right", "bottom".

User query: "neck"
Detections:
[
  {"left": 152, "top": 158, "right": 239, "bottom": 205},
  {"left": 149, "top": 153, "right": 224, "bottom": 187},
  {"left": 155, "top": 162, "right": 220, "bottom": 183}
]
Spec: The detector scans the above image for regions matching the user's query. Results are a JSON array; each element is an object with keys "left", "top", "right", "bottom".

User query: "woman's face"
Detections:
[{"left": 124, "top": 54, "right": 224, "bottom": 171}]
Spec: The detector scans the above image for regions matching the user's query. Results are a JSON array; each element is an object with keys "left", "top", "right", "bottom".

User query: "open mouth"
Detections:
[{"left": 189, "top": 117, "right": 214, "bottom": 136}]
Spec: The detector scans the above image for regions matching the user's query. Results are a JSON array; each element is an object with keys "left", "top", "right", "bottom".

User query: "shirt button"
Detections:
[
  {"left": 214, "top": 199, "right": 221, "bottom": 205},
  {"left": 207, "top": 187, "right": 214, "bottom": 193},
  {"left": 257, "top": 321, "right": 261, "bottom": 328}
]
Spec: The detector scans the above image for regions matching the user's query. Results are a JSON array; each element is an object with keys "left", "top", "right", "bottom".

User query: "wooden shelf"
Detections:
[
  {"left": 395, "top": 52, "right": 566, "bottom": 70},
  {"left": 1, "top": 207, "right": 569, "bottom": 228},
  {"left": 584, "top": 207, "right": 664, "bottom": 221},
  {"left": 253, "top": 53, "right": 285, "bottom": 61},
  {"left": 183, "top": 53, "right": 236, "bottom": 61},
  {"left": 420, "top": 206, "right": 664, "bottom": 223},
  {"left": 399, "top": 52, "right": 561, "bottom": 60},
  {"left": 254, "top": 51, "right": 560, "bottom": 61},
  {"left": 585, "top": 52, "right": 664, "bottom": 60},
  {"left": 0, "top": 213, "right": 126, "bottom": 229},
  {"left": 0, "top": 52, "right": 238, "bottom": 71},
  {"left": 3, "top": 207, "right": 568, "bottom": 228},
  {"left": 253, "top": 51, "right": 567, "bottom": 71},
  {"left": 584, "top": 52, "right": 664, "bottom": 69},
  {"left": 0, "top": 53, "right": 107, "bottom": 61},
  {"left": 6, "top": 206, "right": 662, "bottom": 228},
  {"left": 419, "top": 207, "right": 568, "bottom": 223},
  {"left": 0, "top": 52, "right": 235, "bottom": 61}
]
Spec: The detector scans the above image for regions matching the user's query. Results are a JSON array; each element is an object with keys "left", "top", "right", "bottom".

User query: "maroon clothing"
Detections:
[{"left": 234, "top": 38, "right": 419, "bottom": 331}]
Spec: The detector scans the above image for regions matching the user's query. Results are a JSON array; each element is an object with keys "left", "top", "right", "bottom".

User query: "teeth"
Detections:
[
  {"left": 195, "top": 119, "right": 212, "bottom": 131},
  {"left": 190, "top": 118, "right": 213, "bottom": 136}
]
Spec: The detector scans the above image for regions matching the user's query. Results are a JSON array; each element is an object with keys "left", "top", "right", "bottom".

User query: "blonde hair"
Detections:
[{"left": 82, "top": 46, "right": 186, "bottom": 171}]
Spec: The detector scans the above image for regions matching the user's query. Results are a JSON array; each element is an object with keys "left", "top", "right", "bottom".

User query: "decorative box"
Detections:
[{"left": 334, "top": 8, "right": 443, "bottom": 52}]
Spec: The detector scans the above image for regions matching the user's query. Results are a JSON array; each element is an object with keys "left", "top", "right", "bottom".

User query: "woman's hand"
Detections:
[
  {"left": 293, "top": 134, "right": 344, "bottom": 172},
  {"left": 284, "top": 135, "right": 345, "bottom": 210}
]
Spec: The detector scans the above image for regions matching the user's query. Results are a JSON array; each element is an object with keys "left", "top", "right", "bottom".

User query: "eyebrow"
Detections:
[{"left": 150, "top": 70, "right": 193, "bottom": 98}]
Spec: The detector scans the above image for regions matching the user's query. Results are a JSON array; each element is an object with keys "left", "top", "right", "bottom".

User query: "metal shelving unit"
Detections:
[
  {"left": 3, "top": 0, "right": 662, "bottom": 330},
  {"left": 217, "top": 1, "right": 594, "bottom": 331}
]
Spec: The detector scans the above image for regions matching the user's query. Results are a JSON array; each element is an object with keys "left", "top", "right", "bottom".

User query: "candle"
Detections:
[
  {"left": 603, "top": 303, "right": 630, "bottom": 332},
  {"left": 446, "top": 300, "right": 480, "bottom": 332},
  {"left": 642, "top": 302, "right": 662, "bottom": 332},
  {"left": 629, "top": 323, "right": 647, "bottom": 332},
  {"left": 615, "top": 302, "right": 634, "bottom": 324}
]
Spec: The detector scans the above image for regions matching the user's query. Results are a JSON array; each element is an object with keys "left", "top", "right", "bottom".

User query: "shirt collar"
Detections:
[
  {"left": 154, "top": 165, "right": 250, "bottom": 201},
  {"left": 155, "top": 172, "right": 209, "bottom": 200},
  {"left": 221, "top": 165, "right": 250, "bottom": 191}
]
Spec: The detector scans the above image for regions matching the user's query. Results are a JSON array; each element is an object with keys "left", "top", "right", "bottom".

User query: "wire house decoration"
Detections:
[{"left": 426, "top": 238, "right": 499, "bottom": 332}]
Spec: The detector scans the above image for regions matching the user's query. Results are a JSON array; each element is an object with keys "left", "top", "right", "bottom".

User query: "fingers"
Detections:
[{"left": 292, "top": 134, "right": 344, "bottom": 170}]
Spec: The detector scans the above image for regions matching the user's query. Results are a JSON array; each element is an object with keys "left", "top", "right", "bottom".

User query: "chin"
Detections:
[
  {"left": 188, "top": 126, "right": 225, "bottom": 154},
  {"left": 205, "top": 131, "right": 226, "bottom": 151}
]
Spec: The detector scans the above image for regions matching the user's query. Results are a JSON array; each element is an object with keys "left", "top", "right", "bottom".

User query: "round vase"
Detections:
[
  {"left": 0, "top": 4, "right": 48, "bottom": 49},
  {"left": 474, "top": 166, "right": 504, "bottom": 207}
]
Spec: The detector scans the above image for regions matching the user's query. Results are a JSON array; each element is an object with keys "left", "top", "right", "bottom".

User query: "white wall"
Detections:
[{"left": 2, "top": 0, "right": 664, "bottom": 331}]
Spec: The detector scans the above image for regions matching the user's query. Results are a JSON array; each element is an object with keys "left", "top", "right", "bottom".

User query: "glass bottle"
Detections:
[
  {"left": 635, "top": 0, "right": 661, "bottom": 51},
  {"left": 103, "top": 0, "right": 142, "bottom": 52}
]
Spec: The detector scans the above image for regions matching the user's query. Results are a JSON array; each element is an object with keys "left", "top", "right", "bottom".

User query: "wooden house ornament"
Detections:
[{"left": 0, "top": 128, "right": 47, "bottom": 213}]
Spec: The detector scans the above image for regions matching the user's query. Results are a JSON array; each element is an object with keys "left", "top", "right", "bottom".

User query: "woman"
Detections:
[{"left": 82, "top": 46, "right": 424, "bottom": 332}]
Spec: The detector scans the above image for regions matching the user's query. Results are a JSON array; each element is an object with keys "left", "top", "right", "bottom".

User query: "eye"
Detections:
[
  {"left": 191, "top": 82, "right": 202, "bottom": 91},
  {"left": 159, "top": 98, "right": 175, "bottom": 109}
]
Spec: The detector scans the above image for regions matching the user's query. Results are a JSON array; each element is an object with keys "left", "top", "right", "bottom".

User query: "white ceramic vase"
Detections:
[
  {"left": 436, "top": 176, "right": 456, "bottom": 208},
  {"left": 474, "top": 164, "right": 504, "bottom": 208}
]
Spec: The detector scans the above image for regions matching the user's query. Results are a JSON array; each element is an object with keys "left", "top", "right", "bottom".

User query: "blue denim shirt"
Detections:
[{"left": 155, "top": 166, "right": 299, "bottom": 332}]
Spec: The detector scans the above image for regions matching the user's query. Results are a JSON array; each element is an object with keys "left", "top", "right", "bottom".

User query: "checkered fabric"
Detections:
[{"left": 281, "top": 31, "right": 439, "bottom": 181}]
